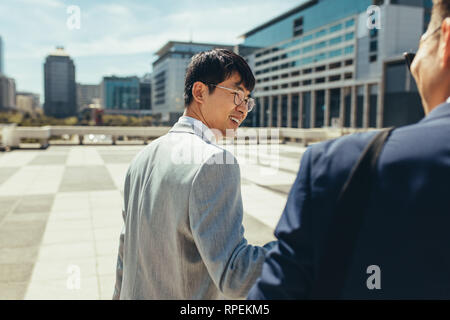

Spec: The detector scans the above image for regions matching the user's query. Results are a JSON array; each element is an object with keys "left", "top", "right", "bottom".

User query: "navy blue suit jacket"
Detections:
[{"left": 248, "top": 101, "right": 450, "bottom": 299}]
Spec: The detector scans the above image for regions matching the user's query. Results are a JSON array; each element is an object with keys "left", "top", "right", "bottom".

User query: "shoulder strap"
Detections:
[{"left": 310, "top": 127, "right": 395, "bottom": 299}]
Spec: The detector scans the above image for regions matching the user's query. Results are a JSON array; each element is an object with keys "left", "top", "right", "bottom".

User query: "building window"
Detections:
[
  {"left": 315, "top": 77, "right": 325, "bottom": 84},
  {"left": 345, "top": 19, "right": 355, "bottom": 28},
  {"left": 370, "top": 54, "right": 377, "bottom": 63},
  {"left": 314, "top": 53, "right": 327, "bottom": 62},
  {"left": 287, "top": 49, "right": 301, "bottom": 58},
  {"left": 315, "top": 41, "right": 327, "bottom": 50},
  {"left": 293, "top": 17, "right": 304, "bottom": 37},
  {"left": 300, "top": 57, "right": 312, "bottom": 65},
  {"left": 315, "top": 29, "right": 327, "bottom": 38},
  {"left": 370, "top": 29, "right": 378, "bottom": 38},
  {"left": 315, "top": 65, "right": 326, "bottom": 72},
  {"left": 345, "top": 59, "right": 353, "bottom": 66},
  {"left": 302, "top": 34, "right": 313, "bottom": 42},
  {"left": 329, "top": 49, "right": 343, "bottom": 58},
  {"left": 329, "top": 75, "right": 341, "bottom": 82},
  {"left": 345, "top": 32, "right": 354, "bottom": 41},
  {"left": 370, "top": 40, "right": 378, "bottom": 52},
  {"left": 329, "top": 62, "right": 341, "bottom": 69},
  {"left": 330, "top": 23, "right": 342, "bottom": 33},
  {"left": 344, "top": 45, "right": 354, "bottom": 55},
  {"left": 329, "top": 36, "right": 342, "bottom": 46},
  {"left": 344, "top": 72, "right": 353, "bottom": 79},
  {"left": 303, "top": 45, "right": 313, "bottom": 54}
]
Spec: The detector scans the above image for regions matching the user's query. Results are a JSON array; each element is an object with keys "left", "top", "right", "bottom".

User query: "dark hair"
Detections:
[{"left": 184, "top": 49, "right": 255, "bottom": 107}]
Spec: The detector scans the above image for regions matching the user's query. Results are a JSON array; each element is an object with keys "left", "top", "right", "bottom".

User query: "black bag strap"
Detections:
[{"left": 311, "top": 127, "right": 395, "bottom": 299}]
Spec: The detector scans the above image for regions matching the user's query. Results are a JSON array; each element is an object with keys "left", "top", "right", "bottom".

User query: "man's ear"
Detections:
[
  {"left": 192, "top": 82, "right": 206, "bottom": 104},
  {"left": 442, "top": 17, "right": 450, "bottom": 69}
]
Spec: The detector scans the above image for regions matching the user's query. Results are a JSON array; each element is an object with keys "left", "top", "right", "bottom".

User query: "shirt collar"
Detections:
[
  {"left": 177, "top": 116, "right": 217, "bottom": 145},
  {"left": 447, "top": 96, "right": 450, "bottom": 103}
]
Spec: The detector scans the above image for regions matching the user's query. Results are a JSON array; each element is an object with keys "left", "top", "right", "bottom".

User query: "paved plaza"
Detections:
[{"left": 0, "top": 141, "right": 306, "bottom": 300}]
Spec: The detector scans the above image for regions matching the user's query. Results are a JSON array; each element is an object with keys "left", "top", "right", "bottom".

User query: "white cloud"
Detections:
[
  {"left": 2, "top": 0, "right": 302, "bottom": 96},
  {"left": 18, "top": 0, "right": 63, "bottom": 8}
]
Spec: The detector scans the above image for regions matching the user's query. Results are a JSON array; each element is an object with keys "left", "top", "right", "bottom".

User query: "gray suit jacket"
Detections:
[{"left": 113, "top": 116, "right": 276, "bottom": 299}]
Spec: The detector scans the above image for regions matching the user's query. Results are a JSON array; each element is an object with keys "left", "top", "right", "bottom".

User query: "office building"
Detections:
[
  {"left": 152, "top": 41, "right": 234, "bottom": 123},
  {"left": 240, "top": 0, "right": 433, "bottom": 128},
  {"left": 100, "top": 76, "right": 140, "bottom": 113},
  {"left": 77, "top": 83, "right": 100, "bottom": 111},
  {"left": 44, "top": 47, "right": 77, "bottom": 118}
]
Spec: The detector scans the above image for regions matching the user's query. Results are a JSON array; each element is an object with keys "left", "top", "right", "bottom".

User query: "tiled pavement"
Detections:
[{"left": 0, "top": 142, "right": 306, "bottom": 300}]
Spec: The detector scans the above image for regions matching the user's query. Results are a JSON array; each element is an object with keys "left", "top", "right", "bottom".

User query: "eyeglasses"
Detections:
[
  {"left": 208, "top": 84, "right": 255, "bottom": 112},
  {"left": 404, "top": 25, "right": 441, "bottom": 71}
]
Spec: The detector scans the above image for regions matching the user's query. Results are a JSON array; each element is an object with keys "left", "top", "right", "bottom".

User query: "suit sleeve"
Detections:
[
  {"left": 189, "top": 151, "right": 276, "bottom": 299},
  {"left": 247, "top": 147, "right": 314, "bottom": 299}
]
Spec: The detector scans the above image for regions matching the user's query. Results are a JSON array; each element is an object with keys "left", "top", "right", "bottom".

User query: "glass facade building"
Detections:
[
  {"left": 101, "top": 76, "right": 140, "bottom": 111},
  {"left": 241, "top": 0, "right": 429, "bottom": 128}
]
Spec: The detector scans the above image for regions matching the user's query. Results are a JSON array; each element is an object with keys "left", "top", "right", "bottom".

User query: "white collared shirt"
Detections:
[
  {"left": 178, "top": 116, "right": 217, "bottom": 145},
  {"left": 447, "top": 96, "right": 450, "bottom": 103}
]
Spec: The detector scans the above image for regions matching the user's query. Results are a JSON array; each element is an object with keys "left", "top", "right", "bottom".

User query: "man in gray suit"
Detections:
[{"left": 113, "top": 49, "right": 276, "bottom": 299}]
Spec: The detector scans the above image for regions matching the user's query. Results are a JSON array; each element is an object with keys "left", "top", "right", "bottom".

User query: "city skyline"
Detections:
[{"left": 0, "top": 0, "right": 305, "bottom": 103}]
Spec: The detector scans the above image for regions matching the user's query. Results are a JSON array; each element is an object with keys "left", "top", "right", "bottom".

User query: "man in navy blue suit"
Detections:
[{"left": 248, "top": 0, "right": 450, "bottom": 299}]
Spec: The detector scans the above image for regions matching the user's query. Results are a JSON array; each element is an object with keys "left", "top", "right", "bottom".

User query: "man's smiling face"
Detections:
[{"left": 201, "top": 72, "right": 250, "bottom": 136}]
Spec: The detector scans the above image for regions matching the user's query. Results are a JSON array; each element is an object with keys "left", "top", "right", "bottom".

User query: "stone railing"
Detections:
[{"left": 0, "top": 124, "right": 378, "bottom": 151}]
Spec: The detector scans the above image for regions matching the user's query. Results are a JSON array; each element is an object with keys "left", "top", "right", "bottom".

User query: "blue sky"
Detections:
[{"left": 0, "top": 0, "right": 304, "bottom": 103}]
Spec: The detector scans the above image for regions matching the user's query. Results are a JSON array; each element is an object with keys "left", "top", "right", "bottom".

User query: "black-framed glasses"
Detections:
[
  {"left": 404, "top": 52, "right": 416, "bottom": 71},
  {"left": 403, "top": 25, "right": 441, "bottom": 72},
  {"left": 208, "top": 84, "right": 255, "bottom": 112}
]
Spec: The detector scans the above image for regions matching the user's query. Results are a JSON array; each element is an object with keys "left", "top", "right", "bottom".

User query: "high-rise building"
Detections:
[
  {"left": 0, "top": 75, "right": 16, "bottom": 110},
  {"left": 0, "top": 35, "right": 4, "bottom": 75},
  {"left": 152, "top": 41, "right": 234, "bottom": 123},
  {"left": 100, "top": 76, "right": 140, "bottom": 112},
  {"left": 44, "top": 46, "right": 77, "bottom": 118},
  {"left": 77, "top": 83, "right": 100, "bottom": 111},
  {"left": 240, "top": 0, "right": 433, "bottom": 128}
]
